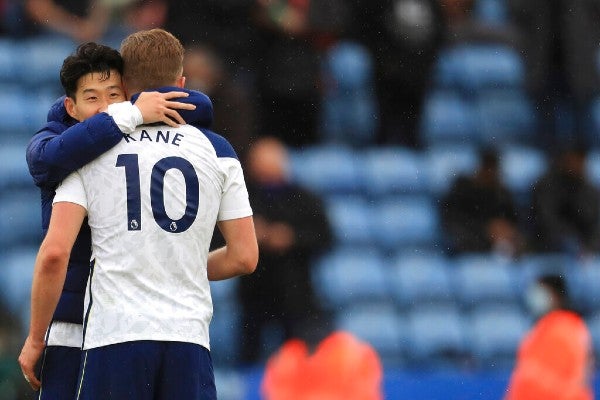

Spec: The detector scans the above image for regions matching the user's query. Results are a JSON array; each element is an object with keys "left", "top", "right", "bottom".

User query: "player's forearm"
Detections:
[
  {"left": 28, "top": 247, "right": 69, "bottom": 342},
  {"left": 207, "top": 246, "right": 257, "bottom": 281}
]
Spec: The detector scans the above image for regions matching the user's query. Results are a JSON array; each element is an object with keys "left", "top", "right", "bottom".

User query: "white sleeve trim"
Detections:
[{"left": 106, "top": 101, "right": 144, "bottom": 134}]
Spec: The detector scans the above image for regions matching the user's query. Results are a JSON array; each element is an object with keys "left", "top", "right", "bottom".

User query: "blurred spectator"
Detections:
[
  {"left": 505, "top": 274, "right": 593, "bottom": 400},
  {"left": 261, "top": 331, "right": 383, "bottom": 400},
  {"left": 253, "top": 0, "right": 349, "bottom": 147},
  {"left": 164, "top": 0, "right": 258, "bottom": 83},
  {"left": 530, "top": 145, "right": 600, "bottom": 255},
  {"left": 237, "top": 136, "right": 333, "bottom": 364},
  {"left": 349, "top": 0, "right": 445, "bottom": 148},
  {"left": 441, "top": 148, "right": 524, "bottom": 257},
  {"left": 22, "top": 0, "right": 166, "bottom": 44},
  {"left": 507, "top": 0, "right": 600, "bottom": 147},
  {"left": 183, "top": 44, "right": 256, "bottom": 158},
  {"left": 442, "top": 0, "right": 519, "bottom": 45}
]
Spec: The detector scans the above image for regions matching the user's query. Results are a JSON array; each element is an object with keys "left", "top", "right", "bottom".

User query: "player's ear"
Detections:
[
  {"left": 176, "top": 76, "right": 185, "bottom": 89},
  {"left": 64, "top": 97, "right": 78, "bottom": 120}
]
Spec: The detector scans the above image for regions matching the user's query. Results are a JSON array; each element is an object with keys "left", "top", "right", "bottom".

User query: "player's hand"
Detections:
[
  {"left": 135, "top": 91, "right": 196, "bottom": 128},
  {"left": 18, "top": 336, "right": 44, "bottom": 391}
]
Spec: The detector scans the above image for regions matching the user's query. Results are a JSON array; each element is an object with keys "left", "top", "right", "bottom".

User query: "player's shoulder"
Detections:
[{"left": 195, "top": 128, "right": 239, "bottom": 160}]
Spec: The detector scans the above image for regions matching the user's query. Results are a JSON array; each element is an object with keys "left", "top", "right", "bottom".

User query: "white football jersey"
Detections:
[{"left": 54, "top": 124, "right": 252, "bottom": 351}]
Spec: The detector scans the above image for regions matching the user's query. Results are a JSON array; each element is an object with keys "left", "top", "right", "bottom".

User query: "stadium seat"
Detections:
[
  {"left": 499, "top": 145, "right": 547, "bottom": 205},
  {"left": 18, "top": 36, "right": 74, "bottom": 88},
  {"left": 420, "top": 90, "right": 478, "bottom": 145},
  {"left": 371, "top": 195, "right": 440, "bottom": 250},
  {"left": 361, "top": 147, "right": 428, "bottom": 196},
  {"left": 452, "top": 254, "right": 519, "bottom": 308},
  {"left": 320, "top": 41, "right": 377, "bottom": 146},
  {"left": 0, "top": 143, "right": 33, "bottom": 191},
  {"left": 424, "top": 145, "right": 479, "bottom": 196},
  {"left": 0, "top": 188, "right": 42, "bottom": 247},
  {"left": 476, "top": 89, "right": 537, "bottom": 146},
  {"left": 434, "top": 44, "right": 525, "bottom": 93},
  {"left": 467, "top": 304, "right": 531, "bottom": 367},
  {"left": 0, "top": 247, "right": 37, "bottom": 329},
  {"left": 388, "top": 251, "right": 455, "bottom": 308},
  {"left": 586, "top": 149, "right": 600, "bottom": 188},
  {"left": 311, "top": 246, "right": 389, "bottom": 309},
  {"left": 0, "top": 39, "right": 18, "bottom": 84},
  {"left": 325, "top": 195, "right": 374, "bottom": 246},
  {"left": 474, "top": 0, "right": 509, "bottom": 25},
  {"left": 405, "top": 304, "right": 468, "bottom": 364},
  {"left": 585, "top": 311, "right": 600, "bottom": 360},
  {"left": 210, "top": 277, "right": 239, "bottom": 304},
  {"left": 288, "top": 145, "right": 362, "bottom": 195},
  {"left": 210, "top": 300, "right": 242, "bottom": 367},
  {"left": 573, "top": 257, "right": 600, "bottom": 311},
  {"left": 334, "top": 303, "right": 405, "bottom": 365}
]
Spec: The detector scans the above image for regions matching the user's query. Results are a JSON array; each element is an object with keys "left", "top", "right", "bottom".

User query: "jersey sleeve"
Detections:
[
  {"left": 53, "top": 170, "right": 88, "bottom": 210},
  {"left": 218, "top": 158, "right": 253, "bottom": 221},
  {"left": 26, "top": 112, "right": 123, "bottom": 189}
]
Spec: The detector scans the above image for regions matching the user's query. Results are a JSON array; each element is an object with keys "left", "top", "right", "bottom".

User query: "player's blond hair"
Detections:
[{"left": 120, "top": 28, "right": 184, "bottom": 92}]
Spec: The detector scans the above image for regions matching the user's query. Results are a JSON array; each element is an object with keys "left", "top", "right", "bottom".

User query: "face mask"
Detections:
[{"left": 525, "top": 284, "right": 553, "bottom": 318}]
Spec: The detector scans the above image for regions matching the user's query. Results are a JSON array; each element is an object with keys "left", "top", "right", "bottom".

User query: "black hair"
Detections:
[{"left": 60, "top": 42, "right": 124, "bottom": 99}]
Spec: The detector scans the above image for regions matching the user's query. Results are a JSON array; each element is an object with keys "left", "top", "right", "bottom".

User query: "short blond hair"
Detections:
[{"left": 120, "top": 28, "right": 184, "bottom": 92}]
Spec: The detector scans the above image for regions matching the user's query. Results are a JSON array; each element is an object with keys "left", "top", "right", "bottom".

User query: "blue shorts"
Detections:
[
  {"left": 38, "top": 346, "right": 82, "bottom": 400},
  {"left": 76, "top": 341, "right": 216, "bottom": 400}
]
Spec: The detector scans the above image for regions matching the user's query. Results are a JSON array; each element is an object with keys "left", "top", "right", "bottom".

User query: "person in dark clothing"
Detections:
[
  {"left": 441, "top": 148, "right": 523, "bottom": 257},
  {"left": 531, "top": 146, "right": 600, "bottom": 255},
  {"left": 507, "top": 0, "right": 600, "bottom": 147},
  {"left": 253, "top": 0, "right": 349, "bottom": 147},
  {"left": 238, "top": 136, "right": 333, "bottom": 364},
  {"left": 349, "top": 0, "right": 445, "bottom": 148}
]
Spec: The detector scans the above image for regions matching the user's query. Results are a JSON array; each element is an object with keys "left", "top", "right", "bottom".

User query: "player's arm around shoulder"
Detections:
[{"left": 207, "top": 216, "right": 258, "bottom": 281}]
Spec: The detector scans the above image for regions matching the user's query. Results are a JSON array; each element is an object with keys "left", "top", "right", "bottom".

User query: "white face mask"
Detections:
[{"left": 525, "top": 284, "right": 553, "bottom": 317}]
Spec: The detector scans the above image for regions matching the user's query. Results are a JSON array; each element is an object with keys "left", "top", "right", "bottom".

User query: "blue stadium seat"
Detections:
[
  {"left": 434, "top": 44, "right": 525, "bottom": 93},
  {"left": 0, "top": 247, "right": 37, "bottom": 329},
  {"left": 474, "top": 0, "right": 509, "bottom": 25},
  {"left": 210, "top": 277, "right": 239, "bottom": 304},
  {"left": 573, "top": 257, "right": 600, "bottom": 311},
  {"left": 467, "top": 304, "right": 531, "bottom": 367},
  {"left": 311, "top": 246, "right": 389, "bottom": 309},
  {"left": 18, "top": 36, "right": 74, "bottom": 88},
  {"left": 361, "top": 147, "right": 428, "bottom": 196},
  {"left": 210, "top": 300, "right": 241, "bottom": 366},
  {"left": 0, "top": 39, "right": 18, "bottom": 83},
  {"left": 288, "top": 145, "right": 362, "bottom": 195},
  {"left": 424, "top": 145, "right": 479, "bottom": 196},
  {"left": 371, "top": 195, "right": 440, "bottom": 250},
  {"left": 335, "top": 303, "right": 405, "bottom": 365},
  {"left": 405, "top": 304, "right": 468, "bottom": 364},
  {"left": 421, "top": 90, "right": 478, "bottom": 145},
  {"left": 585, "top": 311, "right": 600, "bottom": 360},
  {"left": 0, "top": 143, "right": 33, "bottom": 190},
  {"left": 586, "top": 149, "right": 600, "bottom": 188},
  {"left": 476, "top": 89, "right": 537, "bottom": 146},
  {"left": 0, "top": 188, "right": 42, "bottom": 247},
  {"left": 388, "top": 251, "right": 455, "bottom": 308},
  {"left": 320, "top": 41, "right": 377, "bottom": 146},
  {"left": 452, "top": 254, "right": 519, "bottom": 308},
  {"left": 499, "top": 145, "right": 547, "bottom": 205},
  {"left": 325, "top": 195, "right": 374, "bottom": 246}
]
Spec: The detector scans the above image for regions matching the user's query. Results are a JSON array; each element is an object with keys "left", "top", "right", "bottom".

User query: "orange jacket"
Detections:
[
  {"left": 261, "top": 331, "right": 383, "bottom": 400},
  {"left": 505, "top": 310, "right": 593, "bottom": 400}
]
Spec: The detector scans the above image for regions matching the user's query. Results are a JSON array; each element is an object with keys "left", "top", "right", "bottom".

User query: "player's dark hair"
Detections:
[{"left": 60, "top": 42, "right": 124, "bottom": 99}]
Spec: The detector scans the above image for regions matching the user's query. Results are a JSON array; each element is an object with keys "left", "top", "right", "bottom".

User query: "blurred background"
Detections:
[{"left": 2, "top": 0, "right": 600, "bottom": 398}]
